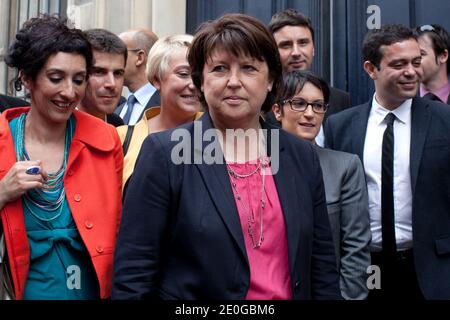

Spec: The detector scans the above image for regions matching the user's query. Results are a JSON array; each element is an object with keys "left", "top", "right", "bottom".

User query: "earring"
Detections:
[{"left": 14, "top": 78, "right": 22, "bottom": 91}]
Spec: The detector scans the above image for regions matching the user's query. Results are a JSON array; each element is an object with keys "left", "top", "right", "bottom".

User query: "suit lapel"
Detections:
[
  {"left": 139, "top": 91, "right": 161, "bottom": 120},
  {"left": 194, "top": 113, "right": 248, "bottom": 261},
  {"left": 352, "top": 102, "right": 371, "bottom": 160},
  {"left": 146, "top": 90, "right": 160, "bottom": 108},
  {"left": 114, "top": 97, "right": 126, "bottom": 115},
  {"left": 410, "top": 98, "right": 431, "bottom": 194}
]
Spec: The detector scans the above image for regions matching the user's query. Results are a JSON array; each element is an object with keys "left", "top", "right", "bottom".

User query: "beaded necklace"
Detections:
[
  {"left": 14, "top": 113, "right": 74, "bottom": 222},
  {"left": 227, "top": 156, "right": 267, "bottom": 249}
]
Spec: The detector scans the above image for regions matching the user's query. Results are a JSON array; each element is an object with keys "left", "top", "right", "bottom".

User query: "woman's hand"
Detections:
[{"left": 0, "top": 160, "right": 48, "bottom": 210}]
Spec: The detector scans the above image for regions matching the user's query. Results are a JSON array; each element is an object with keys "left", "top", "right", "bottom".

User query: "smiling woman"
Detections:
[
  {"left": 116, "top": 34, "right": 202, "bottom": 191},
  {"left": 0, "top": 14, "right": 123, "bottom": 300},
  {"left": 23, "top": 52, "right": 88, "bottom": 125},
  {"left": 272, "top": 71, "right": 371, "bottom": 300}
]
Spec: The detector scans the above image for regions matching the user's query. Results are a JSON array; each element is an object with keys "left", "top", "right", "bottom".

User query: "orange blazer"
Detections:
[{"left": 0, "top": 107, "right": 123, "bottom": 299}]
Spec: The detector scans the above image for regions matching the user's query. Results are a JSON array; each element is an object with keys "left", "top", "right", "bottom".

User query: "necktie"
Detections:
[
  {"left": 123, "top": 94, "right": 136, "bottom": 125},
  {"left": 423, "top": 92, "right": 443, "bottom": 103},
  {"left": 381, "top": 113, "right": 397, "bottom": 267}
]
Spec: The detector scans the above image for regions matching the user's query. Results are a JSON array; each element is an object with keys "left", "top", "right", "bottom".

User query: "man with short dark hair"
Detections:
[
  {"left": 325, "top": 24, "right": 450, "bottom": 299},
  {"left": 267, "top": 9, "right": 351, "bottom": 146},
  {"left": 116, "top": 28, "right": 160, "bottom": 125},
  {"left": 268, "top": 9, "right": 351, "bottom": 122},
  {"left": 414, "top": 24, "right": 450, "bottom": 104},
  {"left": 78, "top": 29, "right": 127, "bottom": 127}
]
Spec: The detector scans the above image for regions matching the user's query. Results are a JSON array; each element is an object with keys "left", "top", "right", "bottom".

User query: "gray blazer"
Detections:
[{"left": 315, "top": 146, "right": 371, "bottom": 300}]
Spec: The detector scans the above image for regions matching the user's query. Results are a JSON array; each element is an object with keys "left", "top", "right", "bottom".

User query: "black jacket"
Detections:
[
  {"left": 112, "top": 112, "right": 341, "bottom": 300},
  {"left": 0, "top": 94, "right": 28, "bottom": 112},
  {"left": 324, "top": 97, "right": 450, "bottom": 299}
]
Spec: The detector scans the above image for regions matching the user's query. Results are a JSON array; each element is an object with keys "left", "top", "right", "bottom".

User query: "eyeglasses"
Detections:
[
  {"left": 419, "top": 24, "right": 435, "bottom": 33},
  {"left": 418, "top": 24, "right": 442, "bottom": 39},
  {"left": 281, "top": 98, "right": 328, "bottom": 114},
  {"left": 417, "top": 24, "right": 444, "bottom": 44},
  {"left": 127, "top": 48, "right": 142, "bottom": 52}
]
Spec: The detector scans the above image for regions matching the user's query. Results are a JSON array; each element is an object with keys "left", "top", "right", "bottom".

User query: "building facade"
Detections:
[
  {"left": 0, "top": 0, "right": 186, "bottom": 97},
  {"left": 2, "top": 0, "right": 450, "bottom": 105}
]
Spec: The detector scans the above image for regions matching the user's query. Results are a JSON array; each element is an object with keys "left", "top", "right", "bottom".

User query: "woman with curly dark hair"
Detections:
[{"left": 0, "top": 14, "right": 123, "bottom": 300}]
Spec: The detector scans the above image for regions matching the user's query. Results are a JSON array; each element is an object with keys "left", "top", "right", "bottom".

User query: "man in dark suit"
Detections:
[
  {"left": 0, "top": 94, "right": 28, "bottom": 113},
  {"left": 116, "top": 29, "right": 160, "bottom": 125},
  {"left": 266, "top": 8, "right": 351, "bottom": 140},
  {"left": 324, "top": 24, "right": 450, "bottom": 299},
  {"left": 78, "top": 29, "right": 126, "bottom": 127},
  {"left": 414, "top": 24, "right": 450, "bottom": 104}
]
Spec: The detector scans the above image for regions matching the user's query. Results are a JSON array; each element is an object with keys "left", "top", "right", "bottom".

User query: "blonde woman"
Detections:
[{"left": 117, "top": 34, "right": 202, "bottom": 191}]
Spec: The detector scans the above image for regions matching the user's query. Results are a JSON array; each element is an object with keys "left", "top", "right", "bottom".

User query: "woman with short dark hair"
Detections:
[
  {"left": 272, "top": 70, "right": 371, "bottom": 299},
  {"left": 112, "top": 13, "right": 340, "bottom": 300}
]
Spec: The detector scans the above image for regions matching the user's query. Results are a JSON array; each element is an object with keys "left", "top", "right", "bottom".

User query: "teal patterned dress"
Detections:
[{"left": 9, "top": 115, "right": 99, "bottom": 300}]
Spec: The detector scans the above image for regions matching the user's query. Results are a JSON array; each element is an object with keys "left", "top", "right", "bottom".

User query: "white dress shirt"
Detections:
[
  {"left": 315, "top": 125, "right": 325, "bottom": 147},
  {"left": 120, "top": 82, "right": 157, "bottom": 125},
  {"left": 363, "top": 94, "right": 413, "bottom": 251}
]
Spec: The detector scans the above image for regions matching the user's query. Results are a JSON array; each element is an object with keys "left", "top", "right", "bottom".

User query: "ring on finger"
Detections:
[{"left": 26, "top": 166, "right": 41, "bottom": 175}]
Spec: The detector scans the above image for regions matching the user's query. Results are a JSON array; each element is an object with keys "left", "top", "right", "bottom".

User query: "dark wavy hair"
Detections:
[
  {"left": 188, "top": 13, "right": 282, "bottom": 113},
  {"left": 5, "top": 14, "right": 93, "bottom": 86}
]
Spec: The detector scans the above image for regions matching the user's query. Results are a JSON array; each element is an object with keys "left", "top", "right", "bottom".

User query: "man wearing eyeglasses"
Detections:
[
  {"left": 116, "top": 29, "right": 160, "bottom": 125},
  {"left": 325, "top": 24, "right": 450, "bottom": 299},
  {"left": 414, "top": 24, "right": 450, "bottom": 104},
  {"left": 266, "top": 8, "right": 352, "bottom": 146}
]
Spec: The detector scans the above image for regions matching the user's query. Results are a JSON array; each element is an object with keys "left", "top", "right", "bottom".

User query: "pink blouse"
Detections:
[{"left": 227, "top": 159, "right": 292, "bottom": 300}]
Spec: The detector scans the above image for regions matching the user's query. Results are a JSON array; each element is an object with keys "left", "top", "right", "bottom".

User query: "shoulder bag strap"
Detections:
[{"left": 122, "top": 125, "right": 135, "bottom": 157}]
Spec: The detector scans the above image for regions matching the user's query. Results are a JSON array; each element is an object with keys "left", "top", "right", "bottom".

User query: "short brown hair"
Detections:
[
  {"left": 188, "top": 13, "right": 282, "bottom": 112},
  {"left": 363, "top": 24, "right": 416, "bottom": 70},
  {"left": 268, "top": 9, "right": 315, "bottom": 43},
  {"left": 84, "top": 28, "right": 128, "bottom": 66}
]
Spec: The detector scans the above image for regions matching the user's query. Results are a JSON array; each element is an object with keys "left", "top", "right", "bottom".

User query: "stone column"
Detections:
[{"left": 67, "top": 0, "right": 186, "bottom": 36}]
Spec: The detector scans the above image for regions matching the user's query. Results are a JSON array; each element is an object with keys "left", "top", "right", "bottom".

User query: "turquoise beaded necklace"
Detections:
[{"left": 14, "top": 113, "right": 74, "bottom": 222}]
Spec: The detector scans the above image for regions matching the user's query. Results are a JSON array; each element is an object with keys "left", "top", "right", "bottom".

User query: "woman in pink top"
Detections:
[{"left": 112, "top": 13, "right": 341, "bottom": 300}]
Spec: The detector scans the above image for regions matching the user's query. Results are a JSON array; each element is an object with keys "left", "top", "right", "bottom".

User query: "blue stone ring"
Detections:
[{"left": 26, "top": 166, "right": 40, "bottom": 175}]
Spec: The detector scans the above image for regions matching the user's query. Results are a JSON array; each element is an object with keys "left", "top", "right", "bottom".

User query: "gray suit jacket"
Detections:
[{"left": 315, "top": 146, "right": 371, "bottom": 300}]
